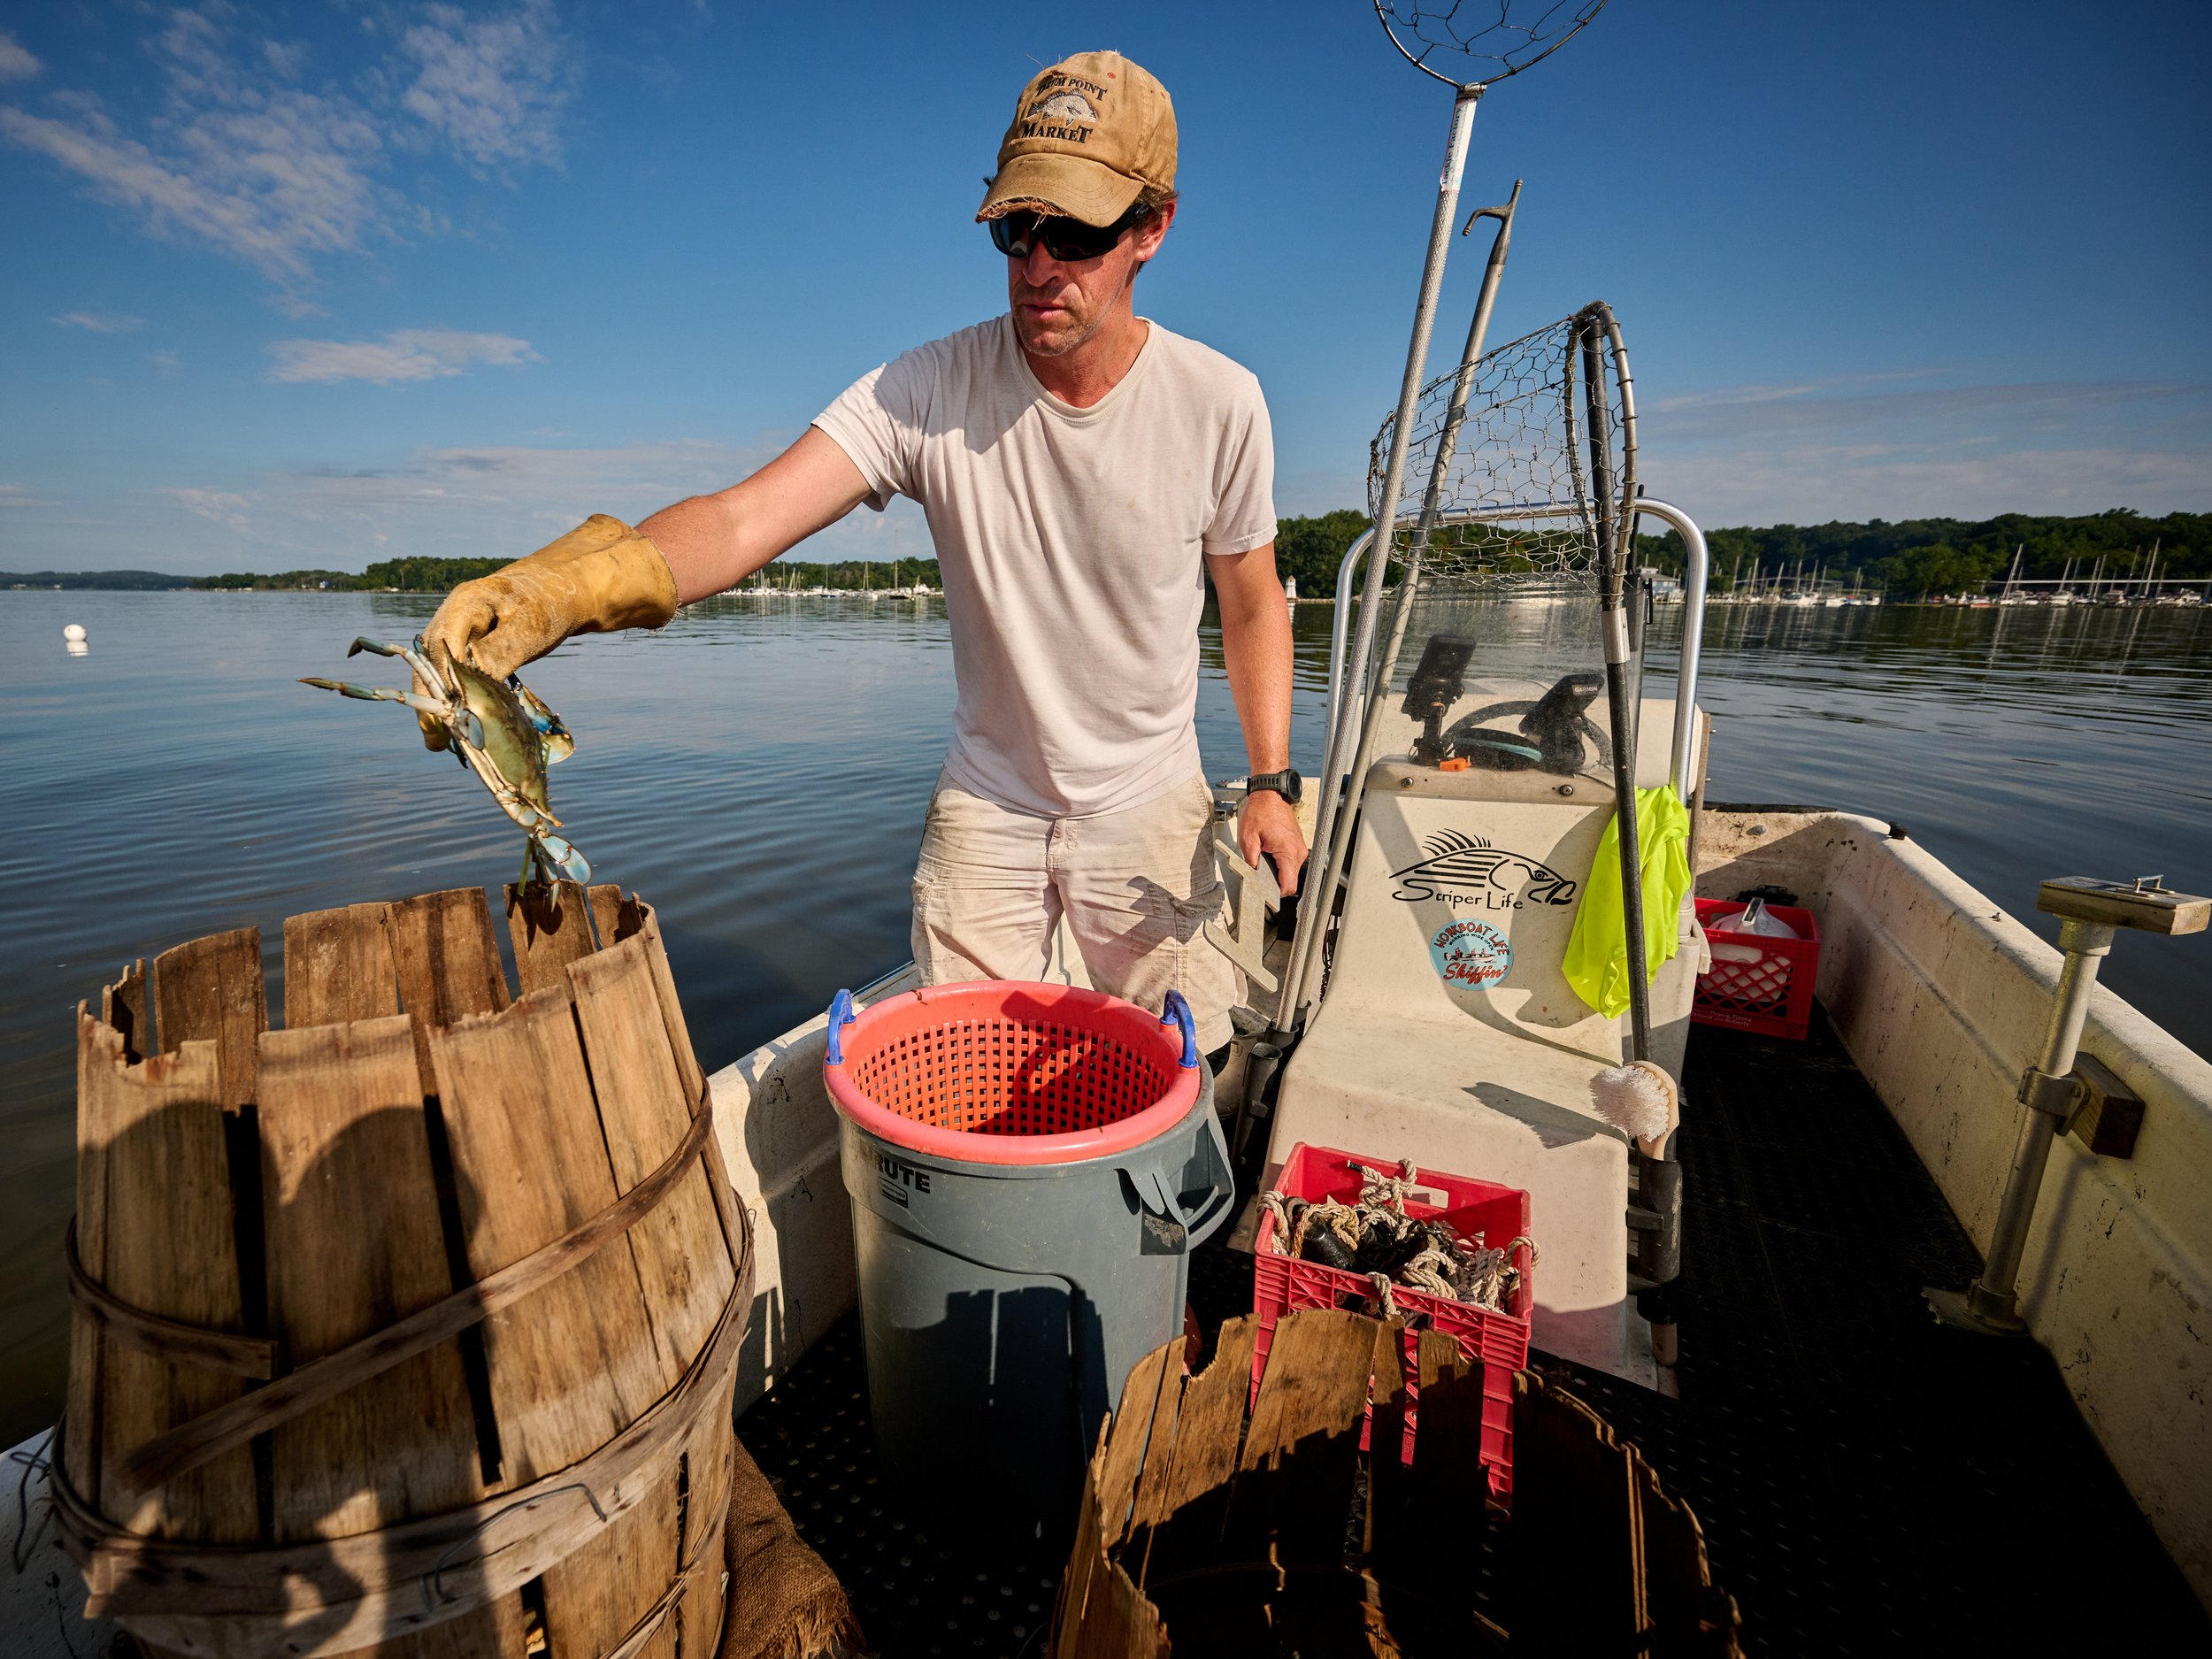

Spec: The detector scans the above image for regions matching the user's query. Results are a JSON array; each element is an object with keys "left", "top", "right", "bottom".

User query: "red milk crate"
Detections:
[
  {"left": 1251, "top": 1142, "right": 1532, "bottom": 1502},
  {"left": 1692, "top": 897, "right": 1822, "bottom": 1041}
]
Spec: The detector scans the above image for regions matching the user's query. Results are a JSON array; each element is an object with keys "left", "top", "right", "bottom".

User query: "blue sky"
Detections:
[{"left": 2, "top": 0, "right": 2208, "bottom": 574}]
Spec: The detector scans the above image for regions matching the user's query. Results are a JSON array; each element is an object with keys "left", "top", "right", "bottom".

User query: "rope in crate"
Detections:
[{"left": 1260, "top": 1158, "right": 1536, "bottom": 1317}]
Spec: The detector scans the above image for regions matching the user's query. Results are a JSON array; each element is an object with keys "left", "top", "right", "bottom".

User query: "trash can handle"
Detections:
[
  {"left": 1122, "top": 1108, "right": 1236, "bottom": 1252},
  {"left": 1161, "top": 989, "right": 1198, "bottom": 1068},
  {"left": 826, "top": 988, "right": 856, "bottom": 1066}
]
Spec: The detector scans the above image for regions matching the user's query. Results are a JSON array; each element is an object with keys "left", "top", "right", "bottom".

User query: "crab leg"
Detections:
[
  {"left": 347, "top": 635, "right": 456, "bottom": 696},
  {"left": 299, "top": 678, "right": 451, "bottom": 721}
]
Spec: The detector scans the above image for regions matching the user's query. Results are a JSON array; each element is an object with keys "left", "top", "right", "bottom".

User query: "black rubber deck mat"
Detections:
[
  {"left": 739, "top": 1013, "right": 2212, "bottom": 1655},
  {"left": 1560, "top": 1011, "right": 2212, "bottom": 1655}
]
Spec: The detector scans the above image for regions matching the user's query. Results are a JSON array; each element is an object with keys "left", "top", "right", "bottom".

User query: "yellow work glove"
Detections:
[{"left": 415, "top": 514, "right": 680, "bottom": 748}]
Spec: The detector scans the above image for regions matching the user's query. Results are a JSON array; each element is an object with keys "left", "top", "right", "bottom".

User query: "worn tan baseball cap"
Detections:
[{"left": 976, "top": 51, "right": 1178, "bottom": 227}]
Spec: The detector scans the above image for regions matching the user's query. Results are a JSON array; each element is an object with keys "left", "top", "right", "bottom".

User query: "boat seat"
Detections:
[{"left": 1268, "top": 694, "right": 1702, "bottom": 1386}]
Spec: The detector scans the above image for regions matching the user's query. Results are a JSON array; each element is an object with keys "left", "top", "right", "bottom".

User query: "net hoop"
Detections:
[{"left": 1374, "top": 0, "right": 1612, "bottom": 90}]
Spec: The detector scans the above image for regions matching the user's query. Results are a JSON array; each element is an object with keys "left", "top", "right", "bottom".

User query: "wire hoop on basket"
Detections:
[{"left": 1376, "top": 0, "right": 1612, "bottom": 89}]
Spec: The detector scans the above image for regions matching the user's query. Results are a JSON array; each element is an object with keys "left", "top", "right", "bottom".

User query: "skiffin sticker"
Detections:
[{"left": 1430, "top": 919, "right": 1513, "bottom": 989}]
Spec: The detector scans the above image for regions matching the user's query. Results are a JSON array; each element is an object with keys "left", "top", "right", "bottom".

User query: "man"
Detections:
[{"left": 421, "top": 51, "right": 1306, "bottom": 1054}]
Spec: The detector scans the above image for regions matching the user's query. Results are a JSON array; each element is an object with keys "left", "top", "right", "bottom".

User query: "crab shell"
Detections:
[{"left": 448, "top": 658, "right": 554, "bottom": 818}]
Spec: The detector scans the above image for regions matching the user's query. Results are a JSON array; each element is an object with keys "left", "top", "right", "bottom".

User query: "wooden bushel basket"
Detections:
[{"left": 52, "top": 881, "right": 756, "bottom": 1659}]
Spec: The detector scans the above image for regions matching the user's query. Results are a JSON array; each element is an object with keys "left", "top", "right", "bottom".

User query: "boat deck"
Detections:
[{"left": 737, "top": 1013, "right": 2212, "bottom": 1656}]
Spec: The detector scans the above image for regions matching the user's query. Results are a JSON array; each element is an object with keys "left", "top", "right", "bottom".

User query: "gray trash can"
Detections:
[{"left": 824, "top": 979, "right": 1235, "bottom": 1539}]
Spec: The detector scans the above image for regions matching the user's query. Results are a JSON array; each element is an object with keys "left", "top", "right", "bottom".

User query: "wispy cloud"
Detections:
[
  {"left": 400, "top": 0, "right": 567, "bottom": 171},
  {"left": 0, "top": 4, "right": 571, "bottom": 297},
  {"left": 52, "top": 308, "right": 146, "bottom": 333},
  {"left": 4, "top": 433, "right": 924, "bottom": 571},
  {"left": 1653, "top": 378, "right": 2205, "bottom": 444},
  {"left": 0, "top": 92, "right": 385, "bottom": 287},
  {"left": 267, "top": 328, "right": 538, "bottom": 383},
  {"left": 0, "top": 33, "right": 40, "bottom": 83},
  {"left": 1650, "top": 442, "right": 2212, "bottom": 527},
  {"left": 161, "top": 487, "right": 254, "bottom": 533},
  {"left": 149, "top": 348, "right": 182, "bottom": 376}
]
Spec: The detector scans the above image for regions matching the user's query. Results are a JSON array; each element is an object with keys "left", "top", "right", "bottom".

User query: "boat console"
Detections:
[{"left": 1266, "top": 672, "right": 1706, "bottom": 1386}]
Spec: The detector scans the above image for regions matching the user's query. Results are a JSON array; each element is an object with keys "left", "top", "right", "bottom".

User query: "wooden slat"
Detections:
[
  {"left": 428, "top": 987, "right": 669, "bottom": 1483},
  {"left": 669, "top": 1369, "right": 738, "bottom": 1658},
  {"left": 1363, "top": 1322, "right": 1410, "bottom": 1561},
  {"left": 588, "top": 883, "right": 647, "bottom": 949},
  {"left": 65, "top": 1004, "right": 111, "bottom": 1505},
  {"left": 1224, "top": 1309, "right": 1375, "bottom": 1570},
  {"left": 505, "top": 880, "right": 597, "bottom": 995},
  {"left": 1051, "top": 1485, "right": 1106, "bottom": 1656},
  {"left": 281, "top": 902, "right": 397, "bottom": 1028},
  {"left": 376, "top": 1594, "right": 528, "bottom": 1659},
  {"left": 152, "top": 928, "right": 266, "bottom": 1113},
  {"left": 567, "top": 937, "right": 734, "bottom": 1386},
  {"left": 102, "top": 959, "right": 150, "bottom": 1063},
  {"left": 258, "top": 1014, "right": 482, "bottom": 1540},
  {"left": 1095, "top": 1341, "right": 1181, "bottom": 1551},
  {"left": 1131, "top": 1316, "right": 1256, "bottom": 1530},
  {"left": 541, "top": 1477, "right": 682, "bottom": 1659},
  {"left": 1239, "top": 1308, "right": 1377, "bottom": 1472},
  {"left": 1509, "top": 1373, "right": 1642, "bottom": 1649},
  {"left": 80, "top": 1018, "right": 257, "bottom": 1541},
  {"left": 634, "top": 900, "right": 705, "bottom": 1104},
  {"left": 386, "top": 887, "right": 509, "bottom": 1083},
  {"left": 1407, "top": 1328, "right": 1490, "bottom": 1513}
]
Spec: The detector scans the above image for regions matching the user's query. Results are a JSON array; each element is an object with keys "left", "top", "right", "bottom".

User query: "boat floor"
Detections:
[{"left": 739, "top": 1012, "right": 2212, "bottom": 1656}]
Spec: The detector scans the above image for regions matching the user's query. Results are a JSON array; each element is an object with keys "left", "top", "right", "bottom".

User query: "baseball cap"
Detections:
[{"left": 976, "top": 51, "right": 1178, "bottom": 228}]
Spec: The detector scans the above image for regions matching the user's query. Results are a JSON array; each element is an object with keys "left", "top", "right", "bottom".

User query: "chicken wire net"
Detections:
[{"left": 1357, "top": 304, "right": 1637, "bottom": 695}]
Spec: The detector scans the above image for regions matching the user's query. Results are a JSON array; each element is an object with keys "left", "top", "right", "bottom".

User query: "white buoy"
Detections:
[{"left": 63, "top": 623, "right": 87, "bottom": 642}]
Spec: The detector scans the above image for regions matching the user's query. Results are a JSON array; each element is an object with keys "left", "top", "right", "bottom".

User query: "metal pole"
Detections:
[
  {"left": 1578, "top": 317, "right": 1650, "bottom": 1061},
  {"left": 1272, "top": 86, "right": 1480, "bottom": 1028},
  {"left": 1301, "top": 180, "right": 1523, "bottom": 980},
  {"left": 1407, "top": 180, "right": 1522, "bottom": 547},
  {"left": 1946, "top": 917, "right": 2114, "bottom": 1331},
  {"left": 1662, "top": 505, "right": 1710, "bottom": 793},
  {"left": 1315, "top": 526, "right": 1377, "bottom": 871}
]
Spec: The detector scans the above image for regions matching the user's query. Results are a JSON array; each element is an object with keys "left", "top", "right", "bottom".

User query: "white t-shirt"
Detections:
[{"left": 812, "top": 314, "right": 1276, "bottom": 818}]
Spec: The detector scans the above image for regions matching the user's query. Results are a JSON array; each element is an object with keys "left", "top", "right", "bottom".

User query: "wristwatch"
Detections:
[{"left": 1246, "top": 769, "right": 1302, "bottom": 805}]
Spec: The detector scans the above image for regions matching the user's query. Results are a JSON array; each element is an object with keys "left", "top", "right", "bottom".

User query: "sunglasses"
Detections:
[{"left": 987, "top": 201, "right": 1153, "bottom": 262}]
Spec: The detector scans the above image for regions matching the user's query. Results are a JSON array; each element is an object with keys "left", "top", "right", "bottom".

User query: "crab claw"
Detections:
[
  {"left": 346, "top": 637, "right": 403, "bottom": 658},
  {"left": 532, "top": 831, "right": 591, "bottom": 885},
  {"left": 511, "top": 680, "right": 575, "bottom": 765}
]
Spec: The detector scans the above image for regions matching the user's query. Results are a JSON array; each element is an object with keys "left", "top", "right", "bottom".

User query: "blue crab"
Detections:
[{"left": 302, "top": 635, "right": 590, "bottom": 885}]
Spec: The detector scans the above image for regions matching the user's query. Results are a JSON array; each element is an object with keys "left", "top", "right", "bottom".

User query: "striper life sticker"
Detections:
[{"left": 1430, "top": 918, "right": 1513, "bottom": 988}]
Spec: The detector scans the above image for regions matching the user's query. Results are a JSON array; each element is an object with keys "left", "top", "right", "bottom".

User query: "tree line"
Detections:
[
  {"left": 127, "top": 508, "right": 2212, "bottom": 599},
  {"left": 188, "top": 556, "right": 949, "bottom": 593},
  {"left": 1271, "top": 508, "right": 2208, "bottom": 600}
]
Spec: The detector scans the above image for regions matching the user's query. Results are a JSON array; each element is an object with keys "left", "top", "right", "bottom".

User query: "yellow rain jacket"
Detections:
[{"left": 1563, "top": 784, "right": 1694, "bottom": 1018}]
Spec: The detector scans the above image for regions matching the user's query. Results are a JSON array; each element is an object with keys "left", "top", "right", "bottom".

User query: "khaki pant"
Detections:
[{"left": 910, "top": 770, "right": 1240, "bottom": 1052}]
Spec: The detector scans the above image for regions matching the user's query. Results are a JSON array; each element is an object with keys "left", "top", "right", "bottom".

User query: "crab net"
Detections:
[
  {"left": 1352, "top": 303, "right": 1637, "bottom": 699},
  {"left": 1375, "top": 0, "right": 1612, "bottom": 89}
]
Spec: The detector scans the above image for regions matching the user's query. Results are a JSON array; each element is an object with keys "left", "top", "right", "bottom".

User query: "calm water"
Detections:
[{"left": 1, "top": 591, "right": 2205, "bottom": 1442}]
